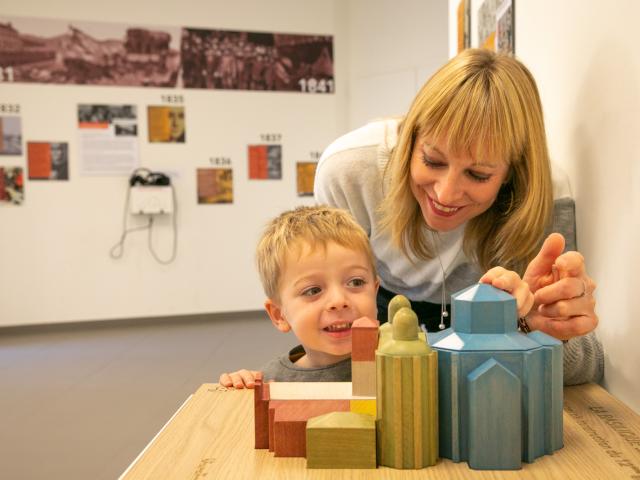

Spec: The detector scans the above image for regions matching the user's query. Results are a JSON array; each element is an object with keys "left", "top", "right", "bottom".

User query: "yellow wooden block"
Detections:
[{"left": 350, "top": 399, "right": 376, "bottom": 416}]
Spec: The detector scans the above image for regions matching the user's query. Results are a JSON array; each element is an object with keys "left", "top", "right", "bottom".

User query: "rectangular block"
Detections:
[
  {"left": 253, "top": 374, "right": 270, "bottom": 449},
  {"left": 306, "top": 412, "right": 377, "bottom": 469},
  {"left": 352, "top": 361, "right": 376, "bottom": 396},
  {"left": 350, "top": 399, "right": 376, "bottom": 417},
  {"left": 271, "top": 400, "right": 350, "bottom": 457},
  {"left": 352, "top": 322, "right": 379, "bottom": 361}
]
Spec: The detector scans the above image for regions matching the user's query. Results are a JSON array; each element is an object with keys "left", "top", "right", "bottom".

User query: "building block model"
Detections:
[
  {"left": 376, "top": 306, "right": 439, "bottom": 469},
  {"left": 306, "top": 411, "right": 376, "bottom": 469},
  {"left": 428, "top": 283, "right": 564, "bottom": 470},
  {"left": 253, "top": 283, "right": 563, "bottom": 471}
]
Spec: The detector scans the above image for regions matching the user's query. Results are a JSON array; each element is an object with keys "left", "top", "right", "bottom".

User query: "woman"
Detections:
[{"left": 314, "top": 49, "right": 602, "bottom": 385}]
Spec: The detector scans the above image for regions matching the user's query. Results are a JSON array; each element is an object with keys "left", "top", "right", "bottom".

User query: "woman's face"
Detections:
[{"left": 409, "top": 135, "right": 509, "bottom": 232}]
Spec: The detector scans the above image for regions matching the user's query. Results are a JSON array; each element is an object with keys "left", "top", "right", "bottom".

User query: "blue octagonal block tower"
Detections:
[{"left": 428, "top": 283, "right": 563, "bottom": 470}]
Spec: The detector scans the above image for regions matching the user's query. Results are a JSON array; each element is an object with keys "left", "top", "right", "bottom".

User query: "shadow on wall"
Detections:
[{"left": 570, "top": 39, "right": 640, "bottom": 395}]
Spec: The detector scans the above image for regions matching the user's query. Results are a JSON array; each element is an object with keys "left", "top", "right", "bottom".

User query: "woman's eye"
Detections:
[
  {"left": 347, "top": 278, "right": 366, "bottom": 288},
  {"left": 302, "top": 287, "right": 321, "bottom": 297},
  {"left": 422, "top": 154, "right": 445, "bottom": 168},
  {"left": 467, "top": 170, "right": 491, "bottom": 182}
]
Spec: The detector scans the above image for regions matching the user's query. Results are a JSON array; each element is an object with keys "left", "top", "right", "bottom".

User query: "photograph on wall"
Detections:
[
  {"left": 248, "top": 144, "right": 281, "bottom": 179},
  {"left": 27, "top": 142, "right": 69, "bottom": 180},
  {"left": 477, "top": 0, "right": 500, "bottom": 50},
  {"left": 0, "top": 116, "right": 22, "bottom": 155},
  {"left": 197, "top": 168, "right": 233, "bottom": 204},
  {"left": 0, "top": 166, "right": 24, "bottom": 205},
  {"left": 457, "top": 0, "right": 471, "bottom": 53},
  {"left": 77, "top": 104, "right": 139, "bottom": 176},
  {"left": 296, "top": 161, "right": 317, "bottom": 197},
  {"left": 180, "top": 28, "right": 334, "bottom": 93},
  {"left": 496, "top": 0, "right": 515, "bottom": 55},
  {"left": 0, "top": 16, "right": 181, "bottom": 87},
  {"left": 148, "top": 106, "right": 185, "bottom": 143}
]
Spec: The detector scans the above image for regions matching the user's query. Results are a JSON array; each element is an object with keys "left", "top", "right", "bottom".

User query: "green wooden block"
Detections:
[{"left": 306, "top": 412, "right": 376, "bottom": 469}]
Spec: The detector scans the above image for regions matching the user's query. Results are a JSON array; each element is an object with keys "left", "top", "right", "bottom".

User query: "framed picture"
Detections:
[{"left": 473, "top": 0, "right": 515, "bottom": 55}]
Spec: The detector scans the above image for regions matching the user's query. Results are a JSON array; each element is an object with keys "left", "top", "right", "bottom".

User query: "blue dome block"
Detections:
[{"left": 452, "top": 284, "right": 517, "bottom": 334}]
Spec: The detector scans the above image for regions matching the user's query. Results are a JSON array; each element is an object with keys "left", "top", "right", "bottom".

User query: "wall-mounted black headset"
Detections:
[{"left": 129, "top": 168, "right": 171, "bottom": 187}]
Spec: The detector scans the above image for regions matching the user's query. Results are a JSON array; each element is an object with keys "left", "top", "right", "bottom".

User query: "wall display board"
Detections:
[
  {"left": 77, "top": 104, "right": 139, "bottom": 176},
  {"left": 148, "top": 106, "right": 186, "bottom": 143},
  {"left": 0, "top": 115, "right": 22, "bottom": 155},
  {"left": 296, "top": 161, "right": 317, "bottom": 196},
  {"left": 248, "top": 144, "right": 282, "bottom": 179},
  {"left": 27, "top": 141, "right": 69, "bottom": 180},
  {"left": 197, "top": 167, "right": 233, "bottom": 204},
  {"left": 0, "top": 16, "right": 334, "bottom": 93},
  {"left": 0, "top": 166, "right": 24, "bottom": 204}
]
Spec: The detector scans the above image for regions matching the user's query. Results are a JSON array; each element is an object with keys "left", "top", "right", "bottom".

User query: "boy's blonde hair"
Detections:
[
  {"left": 256, "top": 205, "right": 377, "bottom": 301},
  {"left": 379, "top": 48, "right": 553, "bottom": 274}
]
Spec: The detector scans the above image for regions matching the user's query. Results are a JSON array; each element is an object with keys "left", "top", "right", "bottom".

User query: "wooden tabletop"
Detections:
[{"left": 121, "top": 383, "right": 640, "bottom": 479}]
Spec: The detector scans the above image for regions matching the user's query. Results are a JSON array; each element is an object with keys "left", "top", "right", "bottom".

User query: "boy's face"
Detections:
[{"left": 265, "top": 241, "right": 379, "bottom": 368}]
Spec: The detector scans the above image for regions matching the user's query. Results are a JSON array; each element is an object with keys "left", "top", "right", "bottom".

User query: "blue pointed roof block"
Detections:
[{"left": 427, "top": 283, "right": 564, "bottom": 470}]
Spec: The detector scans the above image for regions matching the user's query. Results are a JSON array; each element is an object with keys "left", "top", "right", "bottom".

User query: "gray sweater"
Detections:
[
  {"left": 314, "top": 119, "right": 603, "bottom": 385},
  {"left": 261, "top": 345, "right": 351, "bottom": 382}
]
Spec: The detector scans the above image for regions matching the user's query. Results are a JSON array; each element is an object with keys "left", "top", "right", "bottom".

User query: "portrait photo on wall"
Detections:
[
  {"left": 197, "top": 168, "right": 233, "bottom": 204},
  {"left": 148, "top": 106, "right": 185, "bottom": 143},
  {"left": 0, "top": 116, "right": 22, "bottom": 155},
  {"left": 27, "top": 141, "right": 69, "bottom": 180},
  {"left": 0, "top": 166, "right": 24, "bottom": 205},
  {"left": 248, "top": 144, "right": 281, "bottom": 179},
  {"left": 180, "top": 28, "right": 334, "bottom": 93},
  {"left": 296, "top": 161, "right": 317, "bottom": 197},
  {"left": 0, "top": 16, "right": 181, "bottom": 87}
]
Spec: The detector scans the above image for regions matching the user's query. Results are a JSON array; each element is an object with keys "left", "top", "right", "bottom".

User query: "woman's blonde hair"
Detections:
[
  {"left": 256, "top": 205, "right": 377, "bottom": 301},
  {"left": 379, "top": 48, "right": 553, "bottom": 273}
]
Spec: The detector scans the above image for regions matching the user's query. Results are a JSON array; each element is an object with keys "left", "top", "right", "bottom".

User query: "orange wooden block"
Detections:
[
  {"left": 270, "top": 400, "right": 350, "bottom": 457},
  {"left": 253, "top": 373, "right": 271, "bottom": 449},
  {"left": 351, "top": 317, "right": 379, "bottom": 362}
]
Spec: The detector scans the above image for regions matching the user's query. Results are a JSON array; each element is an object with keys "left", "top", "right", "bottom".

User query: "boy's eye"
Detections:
[
  {"left": 347, "top": 278, "right": 366, "bottom": 288},
  {"left": 301, "top": 286, "right": 322, "bottom": 297}
]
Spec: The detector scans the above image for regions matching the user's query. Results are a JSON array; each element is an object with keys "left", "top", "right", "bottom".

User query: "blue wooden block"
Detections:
[{"left": 428, "top": 283, "right": 563, "bottom": 470}]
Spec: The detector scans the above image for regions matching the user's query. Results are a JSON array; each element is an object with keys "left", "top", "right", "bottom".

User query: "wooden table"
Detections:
[{"left": 121, "top": 383, "right": 640, "bottom": 479}]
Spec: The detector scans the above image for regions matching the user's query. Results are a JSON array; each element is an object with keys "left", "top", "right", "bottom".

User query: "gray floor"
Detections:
[{"left": 0, "top": 311, "right": 295, "bottom": 480}]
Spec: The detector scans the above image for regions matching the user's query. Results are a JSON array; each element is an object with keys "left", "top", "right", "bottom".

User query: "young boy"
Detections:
[{"left": 219, "top": 205, "right": 380, "bottom": 388}]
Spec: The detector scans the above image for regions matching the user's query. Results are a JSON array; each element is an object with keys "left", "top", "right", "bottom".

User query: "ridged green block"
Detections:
[
  {"left": 306, "top": 412, "right": 376, "bottom": 469},
  {"left": 376, "top": 308, "right": 438, "bottom": 469}
]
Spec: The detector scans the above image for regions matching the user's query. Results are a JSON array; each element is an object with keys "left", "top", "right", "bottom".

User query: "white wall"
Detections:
[
  {"left": 449, "top": 0, "right": 640, "bottom": 413},
  {"left": 0, "top": 0, "right": 348, "bottom": 325},
  {"left": 346, "top": 0, "right": 449, "bottom": 129}
]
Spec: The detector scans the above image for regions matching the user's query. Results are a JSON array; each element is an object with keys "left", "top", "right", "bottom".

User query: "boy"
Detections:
[{"left": 219, "top": 205, "right": 380, "bottom": 388}]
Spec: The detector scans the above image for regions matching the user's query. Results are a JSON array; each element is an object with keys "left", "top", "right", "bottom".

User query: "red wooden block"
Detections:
[
  {"left": 352, "top": 317, "right": 379, "bottom": 362},
  {"left": 253, "top": 373, "right": 271, "bottom": 449},
  {"left": 270, "top": 400, "right": 350, "bottom": 457}
]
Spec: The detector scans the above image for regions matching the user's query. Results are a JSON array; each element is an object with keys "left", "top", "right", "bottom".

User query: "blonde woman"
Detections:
[{"left": 315, "top": 49, "right": 602, "bottom": 385}]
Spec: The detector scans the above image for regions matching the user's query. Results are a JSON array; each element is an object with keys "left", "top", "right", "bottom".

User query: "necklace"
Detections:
[{"left": 430, "top": 230, "right": 448, "bottom": 330}]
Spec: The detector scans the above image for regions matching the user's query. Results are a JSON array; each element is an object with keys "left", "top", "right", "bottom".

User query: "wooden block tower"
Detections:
[
  {"left": 376, "top": 307, "right": 438, "bottom": 469},
  {"left": 351, "top": 317, "right": 379, "bottom": 397}
]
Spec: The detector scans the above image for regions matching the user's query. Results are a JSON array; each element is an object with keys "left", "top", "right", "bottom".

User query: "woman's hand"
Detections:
[
  {"left": 219, "top": 369, "right": 261, "bottom": 389},
  {"left": 480, "top": 267, "right": 535, "bottom": 318},
  {"left": 522, "top": 233, "right": 598, "bottom": 340}
]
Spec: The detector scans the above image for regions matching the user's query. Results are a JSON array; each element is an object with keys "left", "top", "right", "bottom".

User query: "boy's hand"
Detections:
[
  {"left": 219, "top": 369, "right": 261, "bottom": 389},
  {"left": 480, "top": 267, "right": 535, "bottom": 318}
]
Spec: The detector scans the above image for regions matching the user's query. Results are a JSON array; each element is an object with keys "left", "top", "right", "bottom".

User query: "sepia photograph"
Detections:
[
  {"left": 0, "top": 116, "right": 22, "bottom": 155},
  {"left": 27, "top": 141, "right": 69, "bottom": 180},
  {"left": 296, "top": 161, "right": 317, "bottom": 196},
  {"left": 180, "top": 28, "right": 334, "bottom": 93},
  {"left": 148, "top": 106, "right": 185, "bottom": 143},
  {"left": 248, "top": 144, "right": 281, "bottom": 179},
  {"left": 0, "top": 16, "right": 181, "bottom": 87},
  {"left": 197, "top": 168, "right": 233, "bottom": 204}
]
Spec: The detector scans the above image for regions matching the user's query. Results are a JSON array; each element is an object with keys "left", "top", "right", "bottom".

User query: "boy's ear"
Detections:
[{"left": 264, "top": 299, "right": 291, "bottom": 333}]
